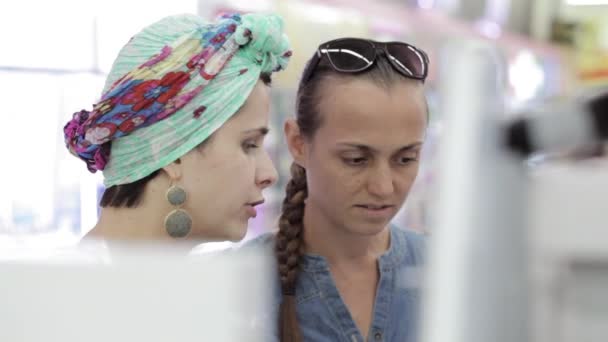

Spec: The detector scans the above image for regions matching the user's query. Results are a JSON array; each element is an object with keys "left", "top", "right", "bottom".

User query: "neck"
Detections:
[
  {"left": 302, "top": 202, "right": 391, "bottom": 267},
  {"left": 84, "top": 205, "right": 199, "bottom": 251},
  {"left": 87, "top": 207, "right": 168, "bottom": 241},
  {"left": 82, "top": 176, "right": 203, "bottom": 250}
]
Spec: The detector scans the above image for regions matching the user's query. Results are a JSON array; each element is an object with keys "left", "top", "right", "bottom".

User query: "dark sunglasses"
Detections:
[{"left": 301, "top": 38, "right": 429, "bottom": 84}]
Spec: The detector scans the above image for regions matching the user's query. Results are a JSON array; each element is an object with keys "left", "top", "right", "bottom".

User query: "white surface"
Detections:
[
  {"left": 530, "top": 159, "right": 608, "bottom": 342},
  {"left": 422, "top": 39, "right": 528, "bottom": 342},
  {"left": 0, "top": 244, "right": 273, "bottom": 342}
]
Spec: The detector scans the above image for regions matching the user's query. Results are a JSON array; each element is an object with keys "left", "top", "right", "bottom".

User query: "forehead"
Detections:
[{"left": 315, "top": 77, "right": 427, "bottom": 145}]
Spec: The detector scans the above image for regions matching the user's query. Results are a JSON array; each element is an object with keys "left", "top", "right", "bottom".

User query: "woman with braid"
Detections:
[
  {"left": 248, "top": 38, "right": 429, "bottom": 341},
  {"left": 63, "top": 13, "right": 291, "bottom": 245}
]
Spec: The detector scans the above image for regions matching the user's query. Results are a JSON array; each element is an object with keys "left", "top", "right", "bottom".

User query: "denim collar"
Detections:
[{"left": 299, "top": 225, "right": 408, "bottom": 272}]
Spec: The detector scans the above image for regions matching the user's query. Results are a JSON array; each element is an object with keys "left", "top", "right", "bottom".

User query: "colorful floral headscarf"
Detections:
[{"left": 64, "top": 13, "right": 291, "bottom": 187}]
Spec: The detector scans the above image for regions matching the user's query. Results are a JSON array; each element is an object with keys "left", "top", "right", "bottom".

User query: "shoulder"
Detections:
[
  {"left": 237, "top": 232, "right": 278, "bottom": 267},
  {"left": 236, "top": 232, "right": 282, "bottom": 340},
  {"left": 241, "top": 232, "right": 276, "bottom": 251},
  {"left": 391, "top": 226, "right": 427, "bottom": 291},
  {"left": 391, "top": 225, "right": 427, "bottom": 264}
]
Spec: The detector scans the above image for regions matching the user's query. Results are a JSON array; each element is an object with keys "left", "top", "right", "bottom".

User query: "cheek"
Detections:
[
  {"left": 188, "top": 160, "right": 250, "bottom": 216},
  {"left": 182, "top": 156, "right": 241, "bottom": 201},
  {"left": 340, "top": 172, "right": 365, "bottom": 192},
  {"left": 308, "top": 162, "right": 364, "bottom": 198},
  {"left": 224, "top": 152, "right": 260, "bottom": 190},
  {"left": 395, "top": 166, "right": 421, "bottom": 191}
]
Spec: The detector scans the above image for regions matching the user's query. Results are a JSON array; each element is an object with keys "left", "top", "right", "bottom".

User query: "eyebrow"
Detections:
[
  {"left": 336, "top": 142, "right": 423, "bottom": 154},
  {"left": 242, "top": 127, "right": 270, "bottom": 136}
]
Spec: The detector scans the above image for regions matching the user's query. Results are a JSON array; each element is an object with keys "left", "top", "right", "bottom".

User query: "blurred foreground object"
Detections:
[
  {"left": 0, "top": 243, "right": 273, "bottom": 342},
  {"left": 422, "top": 38, "right": 608, "bottom": 342},
  {"left": 421, "top": 39, "right": 529, "bottom": 342}
]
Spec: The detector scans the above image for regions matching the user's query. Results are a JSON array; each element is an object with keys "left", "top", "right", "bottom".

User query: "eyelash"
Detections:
[
  {"left": 397, "top": 156, "right": 417, "bottom": 165},
  {"left": 243, "top": 140, "right": 259, "bottom": 152},
  {"left": 342, "top": 155, "right": 418, "bottom": 167},
  {"left": 343, "top": 157, "right": 368, "bottom": 166}
]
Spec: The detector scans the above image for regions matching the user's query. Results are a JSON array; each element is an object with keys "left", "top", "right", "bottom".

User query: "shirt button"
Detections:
[{"left": 374, "top": 331, "right": 383, "bottom": 341}]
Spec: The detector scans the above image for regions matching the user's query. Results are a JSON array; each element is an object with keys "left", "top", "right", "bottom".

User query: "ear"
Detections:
[
  {"left": 161, "top": 158, "right": 183, "bottom": 183},
  {"left": 284, "top": 119, "right": 308, "bottom": 168}
]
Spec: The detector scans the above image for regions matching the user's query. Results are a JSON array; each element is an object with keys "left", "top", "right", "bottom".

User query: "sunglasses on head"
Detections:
[{"left": 301, "top": 38, "right": 429, "bottom": 84}]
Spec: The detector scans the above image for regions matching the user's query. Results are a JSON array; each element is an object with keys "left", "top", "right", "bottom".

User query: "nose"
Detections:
[
  {"left": 367, "top": 162, "right": 395, "bottom": 198},
  {"left": 256, "top": 151, "right": 278, "bottom": 189}
]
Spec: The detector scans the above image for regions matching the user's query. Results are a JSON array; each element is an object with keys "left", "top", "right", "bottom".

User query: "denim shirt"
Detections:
[{"left": 244, "top": 226, "right": 426, "bottom": 342}]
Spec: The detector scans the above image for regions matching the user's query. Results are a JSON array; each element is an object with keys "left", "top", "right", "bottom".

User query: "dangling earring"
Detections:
[{"left": 164, "top": 185, "right": 192, "bottom": 238}]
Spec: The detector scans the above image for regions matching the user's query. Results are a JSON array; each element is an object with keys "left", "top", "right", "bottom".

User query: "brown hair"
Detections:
[
  {"left": 100, "top": 73, "right": 273, "bottom": 208},
  {"left": 275, "top": 55, "right": 425, "bottom": 341}
]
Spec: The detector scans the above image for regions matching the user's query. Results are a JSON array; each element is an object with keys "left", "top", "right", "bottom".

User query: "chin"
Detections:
[
  {"left": 345, "top": 220, "right": 390, "bottom": 236},
  {"left": 189, "top": 222, "right": 247, "bottom": 242},
  {"left": 225, "top": 223, "right": 248, "bottom": 242}
]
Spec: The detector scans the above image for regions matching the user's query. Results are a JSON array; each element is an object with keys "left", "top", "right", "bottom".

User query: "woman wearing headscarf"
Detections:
[{"left": 64, "top": 13, "right": 292, "bottom": 244}]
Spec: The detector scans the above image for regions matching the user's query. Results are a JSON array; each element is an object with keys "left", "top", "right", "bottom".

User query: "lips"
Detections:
[
  {"left": 244, "top": 199, "right": 265, "bottom": 219},
  {"left": 354, "top": 204, "right": 396, "bottom": 220},
  {"left": 356, "top": 204, "right": 394, "bottom": 210},
  {"left": 247, "top": 199, "right": 265, "bottom": 207}
]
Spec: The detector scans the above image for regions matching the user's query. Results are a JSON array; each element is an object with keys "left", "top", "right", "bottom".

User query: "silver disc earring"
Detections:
[{"left": 164, "top": 185, "right": 192, "bottom": 238}]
